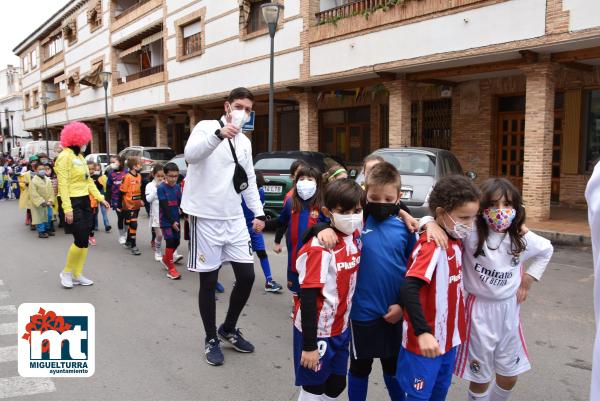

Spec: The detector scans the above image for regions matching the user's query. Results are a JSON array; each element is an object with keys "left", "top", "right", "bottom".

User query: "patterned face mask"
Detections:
[{"left": 483, "top": 208, "right": 516, "bottom": 232}]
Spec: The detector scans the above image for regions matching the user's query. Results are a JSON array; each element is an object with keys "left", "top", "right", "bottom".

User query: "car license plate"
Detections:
[{"left": 264, "top": 185, "right": 283, "bottom": 194}]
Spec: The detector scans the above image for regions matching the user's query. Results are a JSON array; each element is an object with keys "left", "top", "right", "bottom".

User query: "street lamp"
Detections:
[
  {"left": 261, "top": 2, "right": 284, "bottom": 153},
  {"left": 101, "top": 71, "right": 112, "bottom": 163},
  {"left": 40, "top": 96, "right": 50, "bottom": 155},
  {"left": 9, "top": 111, "right": 14, "bottom": 150}
]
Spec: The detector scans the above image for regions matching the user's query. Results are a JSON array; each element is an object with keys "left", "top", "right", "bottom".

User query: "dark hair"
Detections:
[
  {"left": 292, "top": 165, "right": 323, "bottom": 212},
  {"left": 163, "top": 162, "right": 180, "bottom": 174},
  {"left": 475, "top": 178, "right": 526, "bottom": 257},
  {"left": 290, "top": 159, "right": 307, "bottom": 177},
  {"left": 323, "top": 164, "right": 348, "bottom": 183},
  {"left": 365, "top": 162, "right": 401, "bottom": 192},
  {"left": 152, "top": 162, "right": 164, "bottom": 175},
  {"left": 127, "top": 156, "right": 140, "bottom": 170},
  {"left": 428, "top": 175, "right": 480, "bottom": 214},
  {"left": 324, "top": 178, "right": 363, "bottom": 213},
  {"left": 117, "top": 155, "right": 126, "bottom": 171},
  {"left": 227, "top": 87, "right": 254, "bottom": 104},
  {"left": 256, "top": 171, "right": 265, "bottom": 188}
]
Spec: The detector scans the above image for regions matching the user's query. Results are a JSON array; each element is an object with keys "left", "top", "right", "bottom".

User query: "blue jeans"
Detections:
[
  {"left": 94, "top": 203, "right": 110, "bottom": 230},
  {"left": 36, "top": 207, "right": 53, "bottom": 233}
]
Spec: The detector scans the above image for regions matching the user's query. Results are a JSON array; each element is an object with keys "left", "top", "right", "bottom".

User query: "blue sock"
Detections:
[
  {"left": 383, "top": 374, "right": 405, "bottom": 401},
  {"left": 259, "top": 256, "right": 272, "bottom": 283},
  {"left": 348, "top": 372, "right": 368, "bottom": 401}
]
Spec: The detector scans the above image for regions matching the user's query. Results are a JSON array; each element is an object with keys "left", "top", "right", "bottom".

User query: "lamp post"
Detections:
[
  {"left": 40, "top": 96, "right": 50, "bottom": 155},
  {"left": 9, "top": 111, "right": 14, "bottom": 150},
  {"left": 101, "top": 71, "right": 112, "bottom": 164},
  {"left": 261, "top": 2, "right": 284, "bottom": 153}
]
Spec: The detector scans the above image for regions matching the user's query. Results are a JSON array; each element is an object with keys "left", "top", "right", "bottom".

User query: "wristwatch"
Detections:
[
  {"left": 255, "top": 215, "right": 267, "bottom": 221},
  {"left": 214, "top": 129, "right": 224, "bottom": 140}
]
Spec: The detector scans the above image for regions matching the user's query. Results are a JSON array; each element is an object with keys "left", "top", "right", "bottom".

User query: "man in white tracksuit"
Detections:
[
  {"left": 182, "top": 87, "right": 266, "bottom": 366},
  {"left": 586, "top": 162, "right": 600, "bottom": 401}
]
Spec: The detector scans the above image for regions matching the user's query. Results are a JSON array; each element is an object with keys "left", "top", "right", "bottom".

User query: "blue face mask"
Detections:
[{"left": 37, "top": 170, "right": 46, "bottom": 177}]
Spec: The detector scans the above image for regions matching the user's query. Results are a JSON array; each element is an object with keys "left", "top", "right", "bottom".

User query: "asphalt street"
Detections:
[{"left": 0, "top": 200, "right": 595, "bottom": 401}]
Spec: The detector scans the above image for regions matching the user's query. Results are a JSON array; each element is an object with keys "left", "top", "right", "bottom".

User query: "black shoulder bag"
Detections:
[{"left": 217, "top": 120, "right": 248, "bottom": 193}]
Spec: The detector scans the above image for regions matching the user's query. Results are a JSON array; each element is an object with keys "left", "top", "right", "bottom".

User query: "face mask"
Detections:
[
  {"left": 332, "top": 212, "right": 364, "bottom": 236},
  {"left": 444, "top": 212, "right": 472, "bottom": 239},
  {"left": 40, "top": 159, "right": 48, "bottom": 164},
  {"left": 92, "top": 171, "right": 100, "bottom": 177},
  {"left": 230, "top": 109, "right": 249, "bottom": 128},
  {"left": 483, "top": 208, "right": 516, "bottom": 232},
  {"left": 296, "top": 180, "right": 317, "bottom": 201},
  {"left": 365, "top": 202, "right": 400, "bottom": 222},
  {"left": 37, "top": 171, "right": 46, "bottom": 177},
  {"left": 110, "top": 163, "right": 118, "bottom": 169},
  {"left": 81, "top": 145, "right": 87, "bottom": 153}
]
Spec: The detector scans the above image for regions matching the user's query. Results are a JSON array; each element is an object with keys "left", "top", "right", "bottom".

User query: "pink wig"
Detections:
[{"left": 60, "top": 122, "right": 92, "bottom": 147}]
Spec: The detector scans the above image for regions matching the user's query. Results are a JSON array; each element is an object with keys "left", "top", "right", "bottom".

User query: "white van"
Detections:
[
  {"left": 23, "top": 141, "right": 62, "bottom": 160},
  {"left": 10, "top": 147, "right": 20, "bottom": 158}
]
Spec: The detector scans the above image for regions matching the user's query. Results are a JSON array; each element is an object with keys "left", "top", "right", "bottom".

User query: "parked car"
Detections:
[
  {"left": 254, "top": 151, "right": 345, "bottom": 219},
  {"left": 355, "top": 147, "right": 476, "bottom": 218},
  {"left": 167, "top": 154, "right": 187, "bottom": 182},
  {"left": 118, "top": 146, "right": 176, "bottom": 176},
  {"left": 85, "top": 153, "right": 116, "bottom": 173}
]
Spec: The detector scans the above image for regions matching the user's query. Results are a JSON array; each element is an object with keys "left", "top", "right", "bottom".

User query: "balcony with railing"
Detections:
[
  {"left": 111, "top": 0, "right": 162, "bottom": 31},
  {"left": 312, "top": 0, "right": 488, "bottom": 42},
  {"left": 115, "top": 0, "right": 150, "bottom": 20},
  {"left": 117, "top": 64, "right": 164, "bottom": 84}
]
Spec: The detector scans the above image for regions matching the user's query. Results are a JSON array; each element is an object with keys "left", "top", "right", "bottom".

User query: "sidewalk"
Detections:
[{"left": 528, "top": 206, "right": 591, "bottom": 246}]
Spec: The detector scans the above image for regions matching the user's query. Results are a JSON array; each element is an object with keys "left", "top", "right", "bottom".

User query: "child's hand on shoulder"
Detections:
[
  {"left": 417, "top": 332, "right": 441, "bottom": 358},
  {"left": 383, "top": 304, "right": 403, "bottom": 324},
  {"left": 425, "top": 221, "right": 449, "bottom": 250},
  {"left": 317, "top": 228, "right": 338, "bottom": 250},
  {"left": 300, "top": 350, "right": 321, "bottom": 372},
  {"left": 399, "top": 210, "right": 419, "bottom": 233}
]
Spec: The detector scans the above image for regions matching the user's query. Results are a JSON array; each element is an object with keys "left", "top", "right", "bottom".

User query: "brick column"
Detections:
[
  {"left": 385, "top": 79, "right": 411, "bottom": 148},
  {"left": 91, "top": 124, "right": 100, "bottom": 153},
  {"left": 297, "top": 92, "right": 318, "bottom": 151},
  {"left": 109, "top": 120, "right": 118, "bottom": 154},
  {"left": 155, "top": 114, "right": 168, "bottom": 148},
  {"left": 522, "top": 63, "right": 556, "bottom": 221},
  {"left": 128, "top": 119, "right": 140, "bottom": 147}
]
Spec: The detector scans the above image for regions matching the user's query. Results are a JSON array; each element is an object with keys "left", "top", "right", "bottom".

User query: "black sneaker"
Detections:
[
  {"left": 217, "top": 325, "right": 255, "bottom": 353},
  {"left": 123, "top": 241, "right": 132, "bottom": 249},
  {"left": 204, "top": 338, "right": 224, "bottom": 366},
  {"left": 265, "top": 280, "right": 283, "bottom": 293},
  {"left": 130, "top": 247, "right": 141, "bottom": 255},
  {"left": 105, "top": 225, "right": 112, "bottom": 233}
]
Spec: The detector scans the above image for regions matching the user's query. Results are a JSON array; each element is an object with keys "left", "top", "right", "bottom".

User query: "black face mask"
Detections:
[{"left": 365, "top": 202, "right": 400, "bottom": 222}]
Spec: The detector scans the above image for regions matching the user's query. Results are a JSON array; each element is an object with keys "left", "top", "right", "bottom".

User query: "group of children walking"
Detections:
[{"left": 285, "top": 155, "right": 553, "bottom": 401}]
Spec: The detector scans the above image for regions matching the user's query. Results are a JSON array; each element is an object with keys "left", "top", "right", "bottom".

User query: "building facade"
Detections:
[
  {"left": 12, "top": 0, "right": 600, "bottom": 220},
  {"left": 0, "top": 65, "right": 28, "bottom": 155}
]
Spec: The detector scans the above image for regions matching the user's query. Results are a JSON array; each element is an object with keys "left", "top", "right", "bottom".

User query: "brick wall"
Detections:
[
  {"left": 546, "top": 0, "right": 570, "bottom": 35},
  {"left": 560, "top": 173, "right": 590, "bottom": 209},
  {"left": 297, "top": 91, "right": 318, "bottom": 151}
]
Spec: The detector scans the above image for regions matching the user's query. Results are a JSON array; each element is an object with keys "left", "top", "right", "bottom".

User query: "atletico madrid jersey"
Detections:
[
  {"left": 293, "top": 232, "right": 361, "bottom": 338},
  {"left": 402, "top": 233, "right": 466, "bottom": 355}
]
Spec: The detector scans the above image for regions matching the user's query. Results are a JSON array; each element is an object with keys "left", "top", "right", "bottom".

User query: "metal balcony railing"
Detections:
[
  {"left": 115, "top": 0, "right": 150, "bottom": 20},
  {"left": 315, "top": 0, "right": 391, "bottom": 24},
  {"left": 117, "top": 64, "right": 164, "bottom": 84}
]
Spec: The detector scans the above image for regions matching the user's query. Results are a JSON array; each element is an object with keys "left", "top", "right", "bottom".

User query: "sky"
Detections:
[{"left": 0, "top": 0, "right": 69, "bottom": 67}]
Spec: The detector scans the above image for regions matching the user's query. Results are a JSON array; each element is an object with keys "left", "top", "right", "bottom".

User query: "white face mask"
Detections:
[
  {"left": 332, "top": 211, "right": 364, "bottom": 236},
  {"left": 445, "top": 213, "right": 472, "bottom": 239},
  {"left": 296, "top": 180, "right": 317, "bottom": 201},
  {"left": 81, "top": 144, "right": 87, "bottom": 153},
  {"left": 230, "top": 109, "right": 249, "bottom": 128}
]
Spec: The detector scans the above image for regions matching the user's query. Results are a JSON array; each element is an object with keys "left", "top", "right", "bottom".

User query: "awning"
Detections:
[
  {"left": 53, "top": 73, "right": 66, "bottom": 84},
  {"left": 141, "top": 32, "right": 162, "bottom": 46},
  {"left": 79, "top": 62, "right": 103, "bottom": 87},
  {"left": 120, "top": 43, "right": 141, "bottom": 58}
]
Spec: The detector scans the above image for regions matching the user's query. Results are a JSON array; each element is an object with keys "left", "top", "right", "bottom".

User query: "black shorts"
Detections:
[{"left": 350, "top": 318, "right": 402, "bottom": 360}]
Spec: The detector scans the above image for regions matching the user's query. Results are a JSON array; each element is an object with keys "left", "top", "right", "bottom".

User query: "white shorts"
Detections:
[
  {"left": 150, "top": 214, "right": 160, "bottom": 228},
  {"left": 186, "top": 215, "right": 253, "bottom": 272},
  {"left": 454, "top": 294, "right": 531, "bottom": 382}
]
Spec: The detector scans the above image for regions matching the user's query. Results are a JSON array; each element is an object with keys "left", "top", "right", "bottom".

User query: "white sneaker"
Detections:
[
  {"left": 154, "top": 251, "right": 162, "bottom": 262},
  {"left": 118, "top": 233, "right": 126, "bottom": 245},
  {"left": 174, "top": 251, "right": 184, "bottom": 264},
  {"left": 73, "top": 275, "right": 94, "bottom": 286},
  {"left": 60, "top": 272, "right": 73, "bottom": 289}
]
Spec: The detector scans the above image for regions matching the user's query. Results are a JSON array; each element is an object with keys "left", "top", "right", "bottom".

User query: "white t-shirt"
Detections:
[
  {"left": 145, "top": 179, "right": 160, "bottom": 228},
  {"left": 462, "top": 229, "right": 553, "bottom": 301},
  {"left": 585, "top": 162, "right": 600, "bottom": 401},
  {"left": 181, "top": 117, "right": 263, "bottom": 220}
]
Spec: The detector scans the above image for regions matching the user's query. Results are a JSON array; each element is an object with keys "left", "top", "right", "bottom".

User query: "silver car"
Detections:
[
  {"left": 356, "top": 147, "right": 476, "bottom": 218},
  {"left": 118, "top": 146, "right": 176, "bottom": 176}
]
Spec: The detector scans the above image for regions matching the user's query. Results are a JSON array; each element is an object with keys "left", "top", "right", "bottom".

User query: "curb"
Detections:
[{"left": 533, "top": 229, "right": 591, "bottom": 247}]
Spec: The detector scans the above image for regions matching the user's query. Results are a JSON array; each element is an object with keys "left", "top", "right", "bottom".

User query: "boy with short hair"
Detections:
[
  {"left": 158, "top": 162, "right": 183, "bottom": 280},
  {"left": 119, "top": 156, "right": 143, "bottom": 255}
]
